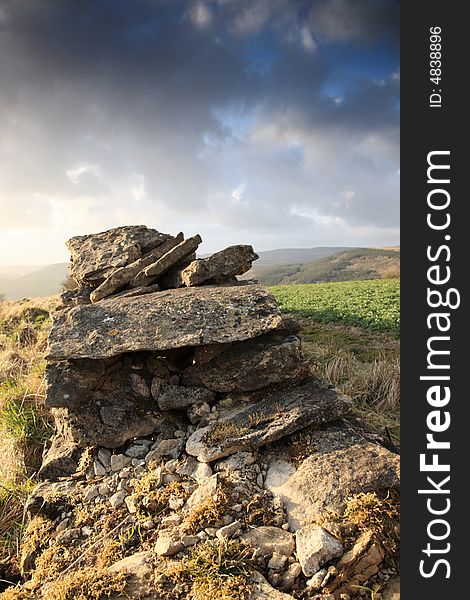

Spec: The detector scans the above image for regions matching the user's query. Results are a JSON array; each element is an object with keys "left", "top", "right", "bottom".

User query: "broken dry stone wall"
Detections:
[
  {"left": 43, "top": 225, "right": 333, "bottom": 476},
  {"left": 18, "top": 226, "right": 400, "bottom": 600}
]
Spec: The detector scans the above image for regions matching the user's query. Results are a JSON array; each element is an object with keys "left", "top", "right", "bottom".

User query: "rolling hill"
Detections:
[
  {"left": 252, "top": 248, "right": 400, "bottom": 285},
  {"left": 0, "top": 263, "right": 69, "bottom": 300},
  {"left": 0, "top": 247, "right": 399, "bottom": 299}
]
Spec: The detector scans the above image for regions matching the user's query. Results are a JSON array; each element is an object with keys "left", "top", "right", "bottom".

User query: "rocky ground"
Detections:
[{"left": 0, "top": 226, "right": 400, "bottom": 600}]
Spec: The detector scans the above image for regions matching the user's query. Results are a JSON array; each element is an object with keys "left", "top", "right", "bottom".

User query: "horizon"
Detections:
[
  {"left": 0, "top": 242, "right": 400, "bottom": 270},
  {"left": 0, "top": 1, "right": 399, "bottom": 265}
]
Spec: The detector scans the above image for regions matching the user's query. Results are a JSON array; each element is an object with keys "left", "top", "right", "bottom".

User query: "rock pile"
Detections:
[
  {"left": 42, "top": 225, "right": 347, "bottom": 478},
  {"left": 18, "top": 226, "right": 400, "bottom": 600}
]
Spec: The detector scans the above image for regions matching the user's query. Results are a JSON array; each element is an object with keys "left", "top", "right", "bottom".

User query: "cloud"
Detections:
[
  {"left": 310, "top": 0, "right": 399, "bottom": 44},
  {"left": 0, "top": 0, "right": 399, "bottom": 264}
]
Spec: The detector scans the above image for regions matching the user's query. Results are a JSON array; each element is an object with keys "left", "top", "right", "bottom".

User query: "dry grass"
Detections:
[
  {"left": 183, "top": 539, "right": 253, "bottom": 600},
  {"left": 0, "top": 297, "right": 57, "bottom": 482},
  {"left": 300, "top": 320, "right": 400, "bottom": 444},
  {"left": 317, "top": 490, "right": 400, "bottom": 566},
  {"left": 2, "top": 565, "right": 128, "bottom": 600},
  {"left": 0, "top": 297, "right": 58, "bottom": 581},
  {"left": 44, "top": 567, "right": 128, "bottom": 600},
  {"left": 321, "top": 351, "right": 400, "bottom": 410},
  {"left": 182, "top": 489, "right": 229, "bottom": 534},
  {"left": 203, "top": 422, "right": 249, "bottom": 447},
  {"left": 244, "top": 492, "right": 281, "bottom": 527}
]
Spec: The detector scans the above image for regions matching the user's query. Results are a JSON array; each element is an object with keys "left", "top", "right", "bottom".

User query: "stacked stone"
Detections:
[{"left": 42, "top": 225, "right": 350, "bottom": 478}]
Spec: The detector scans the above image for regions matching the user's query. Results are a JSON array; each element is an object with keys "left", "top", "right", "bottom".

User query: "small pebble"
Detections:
[
  {"left": 109, "top": 490, "right": 127, "bottom": 509},
  {"left": 56, "top": 518, "right": 70, "bottom": 533},
  {"left": 111, "top": 454, "right": 131, "bottom": 472},
  {"left": 93, "top": 460, "right": 107, "bottom": 478}
]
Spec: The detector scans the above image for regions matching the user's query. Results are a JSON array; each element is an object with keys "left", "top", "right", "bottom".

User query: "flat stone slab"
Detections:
[
  {"left": 180, "top": 245, "right": 258, "bottom": 287},
  {"left": 182, "top": 334, "right": 308, "bottom": 392},
  {"left": 156, "top": 385, "right": 216, "bottom": 411},
  {"left": 185, "top": 378, "right": 351, "bottom": 462},
  {"left": 66, "top": 226, "right": 170, "bottom": 286},
  {"left": 265, "top": 436, "right": 400, "bottom": 531},
  {"left": 47, "top": 285, "right": 283, "bottom": 360}
]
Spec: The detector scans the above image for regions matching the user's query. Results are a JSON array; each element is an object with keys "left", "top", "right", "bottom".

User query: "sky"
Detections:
[{"left": 0, "top": 0, "right": 399, "bottom": 266}]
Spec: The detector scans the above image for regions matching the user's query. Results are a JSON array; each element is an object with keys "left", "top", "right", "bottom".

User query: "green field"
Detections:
[{"left": 270, "top": 278, "right": 400, "bottom": 335}]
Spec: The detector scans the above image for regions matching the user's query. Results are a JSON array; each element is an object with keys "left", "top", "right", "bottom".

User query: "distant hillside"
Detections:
[
  {"left": 0, "top": 263, "right": 69, "bottom": 300},
  {"left": 0, "top": 247, "right": 399, "bottom": 299},
  {"left": 254, "top": 247, "right": 352, "bottom": 266},
  {"left": 243, "top": 247, "right": 352, "bottom": 281},
  {"left": 255, "top": 248, "right": 400, "bottom": 285}
]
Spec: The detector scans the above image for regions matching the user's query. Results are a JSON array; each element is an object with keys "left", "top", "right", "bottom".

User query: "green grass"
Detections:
[
  {"left": 0, "top": 297, "right": 57, "bottom": 580},
  {"left": 0, "top": 397, "right": 52, "bottom": 447},
  {"left": 270, "top": 279, "right": 400, "bottom": 335}
]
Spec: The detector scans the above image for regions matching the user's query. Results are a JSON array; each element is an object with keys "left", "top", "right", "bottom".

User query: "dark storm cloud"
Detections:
[{"left": 0, "top": 0, "right": 399, "bottom": 263}]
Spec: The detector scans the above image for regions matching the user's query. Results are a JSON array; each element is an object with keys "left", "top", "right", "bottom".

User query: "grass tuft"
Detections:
[
  {"left": 203, "top": 422, "right": 249, "bottom": 447},
  {"left": 182, "top": 489, "right": 228, "bottom": 534},
  {"left": 183, "top": 539, "right": 253, "bottom": 600},
  {"left": 42, "top": 566, "right": 128, "bottom": 600}
]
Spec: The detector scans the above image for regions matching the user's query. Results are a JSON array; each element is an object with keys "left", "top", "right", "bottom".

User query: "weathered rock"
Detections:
[
  {"left": 111, "top": 454, "right": 132, "bottom": 472},
  {"left": 125, "top": 444, "right": 148, "bottom": 459},
  {"left": 249, "top": 571, "right": 295, "bottom": 599},
  {"left": 38, "top": 433, "right": 82, "bottom": 480},
  {"left": 264, "top": 459, "right": 296, "bottom": 492},
  {"left": 47, "top": 357, "right": 188, "bottom": 448},
  {"left": 98, "top": 448, "right": 112, "bottom": 471},
  {"left": 67, "top": 226, "right": 170, "bottom": 286},
  {"left": 145, "top": 438, "right": 185, "bottom": 462},
  {"left": 25, "top": 480, "right": 78, "bottom": 518},
  {"left": 265, "top": 439, "right": 400, "bottom": 531},
  {"left": 107, "top": 551, "right": 156, "bottom": 600},
  {"left": 146, "top": 355, "right": 171, "bottom": 379},
  {"left": 108, "top": 284, "right": 160, "bottom": 300},
  {"left": 323, "top": 530, "right": 385, "bottom": 597},
  {"left": 241, "top": 526, "right": 295, "bottom": 557},
  {"left": 60, "top": 287, "right": 92, "bottom": 308},
  {"left": 156, "top": 385, "right": 216, "bottom": 411},
  {"left": 187, "top": 401, "right": 211, "bottom": 425},
  {"left": 51, "top": 396, "right": 161, "bottom": 449},
  {"left": 48, "top": 285, "right": 284, "bottom": 360},
  {"left": 182, "top": 534, "right": 200, "bottom": 547},
  {"left": 90, "top": 233, "right": 183, "bottom": 301},
  {"left": 83, "top": 484, "right": 100, "bottom": 502},
  {"left": 295, "top": 524, "right": 343, "bottom": 577},
  {"left": 192, "top": 461, "right": 213, "bottom": 483},
  {"left": 131, "top": 234, "right": 202, "bottom": 287},
  {"left": 108, "top": 551, "right": 153, "bottom": 577},
  {"left": 280, "top": 563, "right": 302, "bottom": 591},
  {"left": 185, "top": 378, "right": 350, "bottom": 462},
  {"left": 182, "top": 334, "right": 308, "bottom": 392},
  {"left": 158, "top": 254, "right": 196, "bottom": 289},
  {"left": 268, "top": 552, "right": 288, "bottom": 571},
  {"left": 306, "top": 568, "right": 328, "bottom": 590},
  {"left": 214, "top": 452, "right": 256, "bottom": 472},
  {"left": 109, "top": 490, "right": 127, "bottom": 509},
  {"left": 45, "top": 359, "right": 107, "bottom": 408},
  {"left": 216, "top": 520, "right": 242, "bottom": 540},
  {"left": 179, "top": 245, "right": 258, "bottom": 287},
  {"left": 185, "top": 474, "right": 219, "bottom": 510},
  {"left": 155, "top": 531, "right": 184, "bottom": 556},
  {"left": 62, "top": 408, "right": 151, "bottom": 453},
  {"left": 93, "top": 459, "right": 107, "bottom": 477},
  {"left": 130, "top": 373, "right": 151, "bottom": 398}
]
